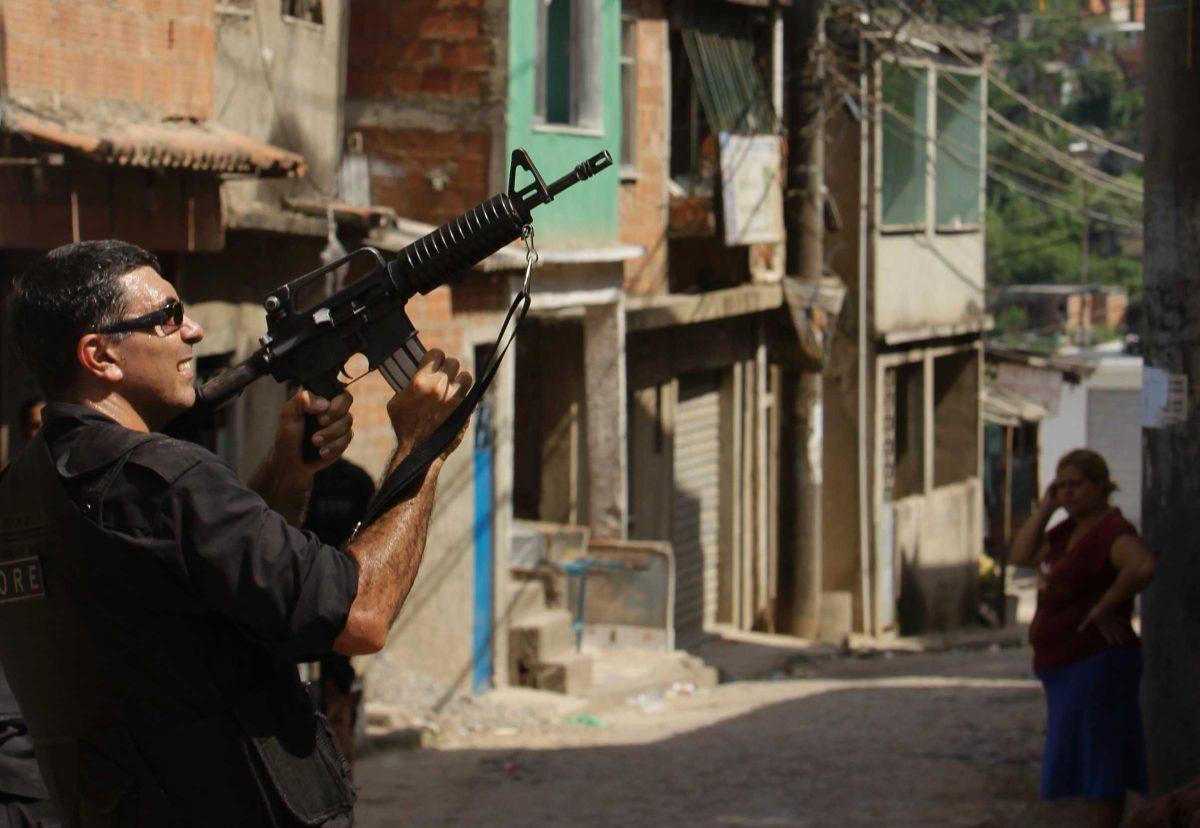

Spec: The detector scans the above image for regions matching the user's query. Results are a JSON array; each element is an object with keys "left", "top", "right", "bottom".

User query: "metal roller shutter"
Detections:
[{"left": 672, "top": 371, "right": 722, "bottom": 646}]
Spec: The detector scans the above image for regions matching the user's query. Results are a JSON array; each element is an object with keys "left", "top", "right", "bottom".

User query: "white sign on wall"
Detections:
[
  {"left": 719, "top": 132, "right": 784, "bottom": 246},
  {"left": 1142, "top": 366, "right": 1189, "bottom": 429}
]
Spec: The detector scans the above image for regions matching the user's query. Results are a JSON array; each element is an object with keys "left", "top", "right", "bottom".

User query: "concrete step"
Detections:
[
  {"left": 509, "top": 610, "right": 578, "bottom": 683},
  {"left": 504, "top": 577, "right": 548, "bottom": 621},
  {"left": 529, "top": 652, "right": 593, "bottom": 695},
  {"left": 583, "top": 649, "right": 719, "bottom": 709}
]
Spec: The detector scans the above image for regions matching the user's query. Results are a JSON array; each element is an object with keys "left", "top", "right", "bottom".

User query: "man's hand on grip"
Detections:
[
  {"left": 276, "top": 389, "right": 355, "bottom": 474},
  {"left": 387, "top": 348, "right": 473, "bottom": 460}
]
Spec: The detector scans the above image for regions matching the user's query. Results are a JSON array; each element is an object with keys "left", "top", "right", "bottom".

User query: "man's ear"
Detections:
[{"left": 77, "top": 333, "right": 124, "bottom": 384}]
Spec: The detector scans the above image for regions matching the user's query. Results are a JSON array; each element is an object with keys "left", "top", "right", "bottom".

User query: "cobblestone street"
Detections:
[{"left": 354, "top": 644, "right": 1119, "bottom": 827}]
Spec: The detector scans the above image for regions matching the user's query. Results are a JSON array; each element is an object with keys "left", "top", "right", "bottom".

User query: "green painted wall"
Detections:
[{"left": 507, "top": 0, "right": 621, "bottom": 247}]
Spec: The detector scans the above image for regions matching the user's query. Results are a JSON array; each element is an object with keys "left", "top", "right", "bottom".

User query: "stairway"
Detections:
[{"left": 507, "top": 572, "right": 594, "bottom": 695}]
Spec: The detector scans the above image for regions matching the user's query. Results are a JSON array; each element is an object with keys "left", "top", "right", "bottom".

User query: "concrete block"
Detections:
[
  {"left": 504, "top": 578, "right": 548, "bottom": 621},
  {"left": 531, "top": 653, "right": 594, "bottom": 696},
  {"left": 817, "top": 590, "right": 854, "bottom": 647},
  {"left": 509, "top": 611, "right": 576, "bottom": 673}
]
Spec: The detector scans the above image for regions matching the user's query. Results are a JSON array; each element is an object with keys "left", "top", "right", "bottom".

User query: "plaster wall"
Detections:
[
  {"left": 1038, "top": 354, "right": 1142, "bottom": 529},
  {"left": 893, "top": 478, "right": 982, "bottom": 632},
  {"left": 874, "top": 231, "right": 986, "bottom": 335},
  {"left": 213, "top": 0, "right": 349, "bottom": 201},
  {"left": 1038, "top": 379, "right": 1088, "bottom": 496},
  {"left": 506, "top": 0, "right": 622, "bottom": 246}
]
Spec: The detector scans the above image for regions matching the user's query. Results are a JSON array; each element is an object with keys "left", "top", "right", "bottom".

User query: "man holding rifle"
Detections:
[{"left": 0, "top": 240, "right": 471, "bottom": 826}]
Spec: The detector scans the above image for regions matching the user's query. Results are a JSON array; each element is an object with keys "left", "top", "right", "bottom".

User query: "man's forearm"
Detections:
[
  {"left": 336, "top": 457, "right": 443, "bottom": 652},
  {"left": 249, "top": 453, "right": 313, "bottom": 526}
]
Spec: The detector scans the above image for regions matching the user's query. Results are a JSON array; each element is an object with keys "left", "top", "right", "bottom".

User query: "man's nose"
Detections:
[{"left": 182, "top": 315, "right": 204, "bottom": 344}]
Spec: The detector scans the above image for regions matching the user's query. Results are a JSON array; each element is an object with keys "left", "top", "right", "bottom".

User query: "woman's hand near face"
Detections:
[{"left": 1039, "top": 480, "right": 1064, "bottom": 515}]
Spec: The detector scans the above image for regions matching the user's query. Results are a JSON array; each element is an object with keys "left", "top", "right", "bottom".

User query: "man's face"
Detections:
[{"left": 106, "top": 267, "right": 204, "bottom": 426}]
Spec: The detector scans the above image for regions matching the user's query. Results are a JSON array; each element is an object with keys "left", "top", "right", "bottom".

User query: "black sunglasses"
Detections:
[{"left": 96, "top": 299, "right": 185, "bottom": 336}]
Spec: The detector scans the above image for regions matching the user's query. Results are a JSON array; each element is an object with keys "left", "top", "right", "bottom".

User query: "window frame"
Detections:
[
  {"left": 878, "top": 57, "right": 932, "bottom": 233},
  {"left": 933, "top": 65, "right": 986, "bottom": 234},
  {"left": 876, "top": 56, "right": 988, "bottom": 236},
  {"left": 619, "top": 7, "right": 638, "bottom": 177}
]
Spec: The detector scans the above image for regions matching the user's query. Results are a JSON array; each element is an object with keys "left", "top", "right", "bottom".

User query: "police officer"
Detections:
[{"left": 0, "top": 240, "right": 471, "bottom": 826}]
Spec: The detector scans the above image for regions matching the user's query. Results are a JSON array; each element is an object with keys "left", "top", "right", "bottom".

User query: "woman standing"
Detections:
[{"left": 1010, "top": 449, "right": 1156, "bottom": 828}]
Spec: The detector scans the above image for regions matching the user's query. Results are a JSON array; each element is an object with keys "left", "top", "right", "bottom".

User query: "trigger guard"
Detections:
[{"left": 304, "top": 376, "right": 346, "bottom": 401}]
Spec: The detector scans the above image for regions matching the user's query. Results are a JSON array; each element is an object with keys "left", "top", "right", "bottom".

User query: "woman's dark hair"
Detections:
[
  {"left": 1057, "top": 448, "right": 1119, "bottom": 496},
  {"left": 9, "top": 240, "right": 161, "bottom": 396}
]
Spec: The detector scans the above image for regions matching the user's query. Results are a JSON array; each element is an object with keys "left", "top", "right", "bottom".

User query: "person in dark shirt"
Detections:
[
  {"left": 302, "top": 458, "right": 377, "bottom": 768},
  {"left": 0, "top": 240, "right": 472, "bottom": 826},
  {"left": 3, "top": 403, "right": 57, "bottom": 828},
  {"left": 17, "top": 400, "right": 43, "bottom": 444}
]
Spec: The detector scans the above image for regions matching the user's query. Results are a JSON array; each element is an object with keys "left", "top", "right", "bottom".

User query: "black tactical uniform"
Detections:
[
  {"left": 0, "top": 404, "right": 360, "bottom": 827},
  {"left": 0, "top": 665, "right": 58, "bottom": 827}
]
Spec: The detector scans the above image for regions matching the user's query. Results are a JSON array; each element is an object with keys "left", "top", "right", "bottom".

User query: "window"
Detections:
[
  {"left": 620, "top": 9, "right": 637, "bottom": 170},
  {"left": 936, "top": 70, "right": 984, "bottom": 228},
  {"left": 536, "top": 0, "right": 601, "bottom": 129},
  {"left": 881, "top": 61, "right": 929, "bottom": 228},
  {"left": 282, "top": 0, "right": 322, "bottom": 25}
]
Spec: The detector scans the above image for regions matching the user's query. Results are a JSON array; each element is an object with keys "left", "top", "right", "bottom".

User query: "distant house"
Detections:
[
  {"left": 819, "top": 14, "right": 991, "bottom": 635},
  {"left": 997, "top": 284, "right": 1129, "bottom": 344}
]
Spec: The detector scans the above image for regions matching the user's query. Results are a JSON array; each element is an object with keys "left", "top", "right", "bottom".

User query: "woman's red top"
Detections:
[{"left": 1029, "top": 508, "right": 1139, "bottom": 674}]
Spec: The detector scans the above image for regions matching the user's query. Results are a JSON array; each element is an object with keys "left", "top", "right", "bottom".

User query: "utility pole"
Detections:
[
  {"left": 1079, "top": 177, "right": 1090, "bottom": 346},
  {"left": 784, "top": 0, "right": 825, "bottom": 638},
  {"left": 1141, "top": 0, "right": 1200, "bottom": 795}
]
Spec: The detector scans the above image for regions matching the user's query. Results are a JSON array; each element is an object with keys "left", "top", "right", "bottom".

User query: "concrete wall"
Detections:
[
  {"left": 893, "top": 479, "right": 982, "bottom": 633},
  {"left": 213, "top": 0, "right": 349, "bottom": 200},
  {"left": 1, "top": 0, "right": 215, "bottom": 119},
  {"left": 506, "top": 0, "right": 621, "bottom": 246},
  {"left": 873, "top": 232, "right": 986, "bottom": 335},
  {"left": 820, "top": 88, "right": 869, "bottom": 629}
]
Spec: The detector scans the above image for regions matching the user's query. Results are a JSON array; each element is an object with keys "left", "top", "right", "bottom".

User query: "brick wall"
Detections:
[
  {"left": 619, "top": 0, "right": 669, "bottom": 296},
  {"left": 347, "top": 0, "right": 495, "bottom": 228},
  {"left": 358, "top": 126, "right": 491, "bottom": 228},
  {"left": 1, "top": 0, "right": 215, "bottom": 119}
]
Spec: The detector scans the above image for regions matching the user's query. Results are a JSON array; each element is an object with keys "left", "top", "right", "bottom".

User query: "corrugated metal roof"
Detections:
[
  {"left": 679, "top": 6, "right": 778, "bottom": 136},
  {"left": 1, "top": 104, "right": 305, "bottom": 178}
]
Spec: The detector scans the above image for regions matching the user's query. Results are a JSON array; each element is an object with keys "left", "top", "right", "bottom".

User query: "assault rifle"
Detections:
[{"left": 190, "top": 149, "right": 613, "bottom": 525}]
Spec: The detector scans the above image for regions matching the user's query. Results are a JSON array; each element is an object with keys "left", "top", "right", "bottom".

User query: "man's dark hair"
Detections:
[{"left": 9, "top": 240, "right": 161, "bottom": 396}]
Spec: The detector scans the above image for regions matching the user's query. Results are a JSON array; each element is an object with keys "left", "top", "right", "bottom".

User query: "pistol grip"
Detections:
[
  {"left": 300, "top": 375, "right": 345, "bottom": 464},
  {"left": 302, "top": 415, "right": 323, "bottom": 464}
]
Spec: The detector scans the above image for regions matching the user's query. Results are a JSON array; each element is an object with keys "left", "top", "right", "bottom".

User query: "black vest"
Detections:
[{"left": 0, "top": 428, "right": 354, "bottom": 827}]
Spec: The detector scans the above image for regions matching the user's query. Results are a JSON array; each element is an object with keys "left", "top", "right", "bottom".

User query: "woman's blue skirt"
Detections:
[{"left": 1037, "top": 646, "right": 1148, "bottom": 800}]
